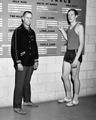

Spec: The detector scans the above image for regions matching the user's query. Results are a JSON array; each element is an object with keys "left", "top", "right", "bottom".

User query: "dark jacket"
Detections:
[{"left": 11, "top": 24, "right": 39, "bottom": 66}]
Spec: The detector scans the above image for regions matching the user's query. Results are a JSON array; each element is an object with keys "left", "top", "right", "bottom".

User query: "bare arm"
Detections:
[
  {"left": 58, "top": 25, "right": 68, "bottom": 40},
  {"left": 75, "top": 24, "right": 84, "bottom": 61}
]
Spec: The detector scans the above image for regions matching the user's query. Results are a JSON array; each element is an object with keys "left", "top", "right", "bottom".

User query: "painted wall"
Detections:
[{"left": 0, "top": 0, "right": 96, "bottom": 107}]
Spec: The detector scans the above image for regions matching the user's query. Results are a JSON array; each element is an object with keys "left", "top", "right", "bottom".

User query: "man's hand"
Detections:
[
  {"left": 71, "top": 58, "right": 78, "bottom": 68},
  {"left": 17, "top": 63, "right": 24, "bottom": 71},
  {"left": 58, "top": 23, "right": 64, "bottom": 32},
  {"left": 33, "top": 61, "right": 39, "bottom": 70}
]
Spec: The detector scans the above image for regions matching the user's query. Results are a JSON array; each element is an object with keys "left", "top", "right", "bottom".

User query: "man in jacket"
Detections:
[{"left": 11, "top": 11, "right": 39, "bottom": 115}]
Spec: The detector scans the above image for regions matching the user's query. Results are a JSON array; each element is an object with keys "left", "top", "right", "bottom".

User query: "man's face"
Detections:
[
  {"left": 68, "top": 11, "right": 77, "bottom": 23},
  {"left": 22, "top": 13, "right": 32, "bottom": 26}
]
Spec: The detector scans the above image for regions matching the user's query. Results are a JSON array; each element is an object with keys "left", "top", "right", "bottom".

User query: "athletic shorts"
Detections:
[{"left": 63, "top": 49, "right": 82, "bottom": 64}]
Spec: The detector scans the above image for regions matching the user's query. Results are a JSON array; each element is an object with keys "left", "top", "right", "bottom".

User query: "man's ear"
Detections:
[
  {"left": 21, "top": 16, "right": 24, "bottom": 22},
  {"left": 76, "top": 15, "right": 78, "bottom": 18}
]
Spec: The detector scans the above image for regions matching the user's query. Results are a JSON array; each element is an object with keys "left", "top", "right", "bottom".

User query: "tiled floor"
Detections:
[{"left": 0, "top": 95, "right": 96, "bottom": 120}]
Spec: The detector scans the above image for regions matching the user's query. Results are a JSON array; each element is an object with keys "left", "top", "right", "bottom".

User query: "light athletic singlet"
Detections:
[{"left": 67, "top": 23, "right": 80, "bottom": 50}]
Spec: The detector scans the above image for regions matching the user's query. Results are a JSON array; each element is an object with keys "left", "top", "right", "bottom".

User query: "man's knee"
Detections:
[
  {"left": 72, "top": 75, "right": 79, "bottom": 82},
  {"left": 61, "top": 74, "right": 70, "bottom": 82}
]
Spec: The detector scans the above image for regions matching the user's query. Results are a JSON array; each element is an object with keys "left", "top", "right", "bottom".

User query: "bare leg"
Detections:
[
  {"left": 62, "top": 61, "right": 72, "bottom": 99},
  {"left": 71, "top": 61, "right": 81, "bottom": 102}
]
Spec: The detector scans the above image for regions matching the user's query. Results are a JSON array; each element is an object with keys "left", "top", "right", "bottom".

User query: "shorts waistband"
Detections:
[{"left": 67, "top": 49, "right": 78, "bottom": 52}]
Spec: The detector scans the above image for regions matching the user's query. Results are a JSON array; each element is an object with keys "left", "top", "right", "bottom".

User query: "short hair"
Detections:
[
  {"left": 67, "top": 9, "right": 78, "bottom": 16},
  {"left": 21, "top": 11, "right": 33, "bottom": 22},
  {"left": 22, "top": 11, "right": 33, "bottom": 17},
  {"left": 66, "top": 9, "right": 78, "bottom": 24}
]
